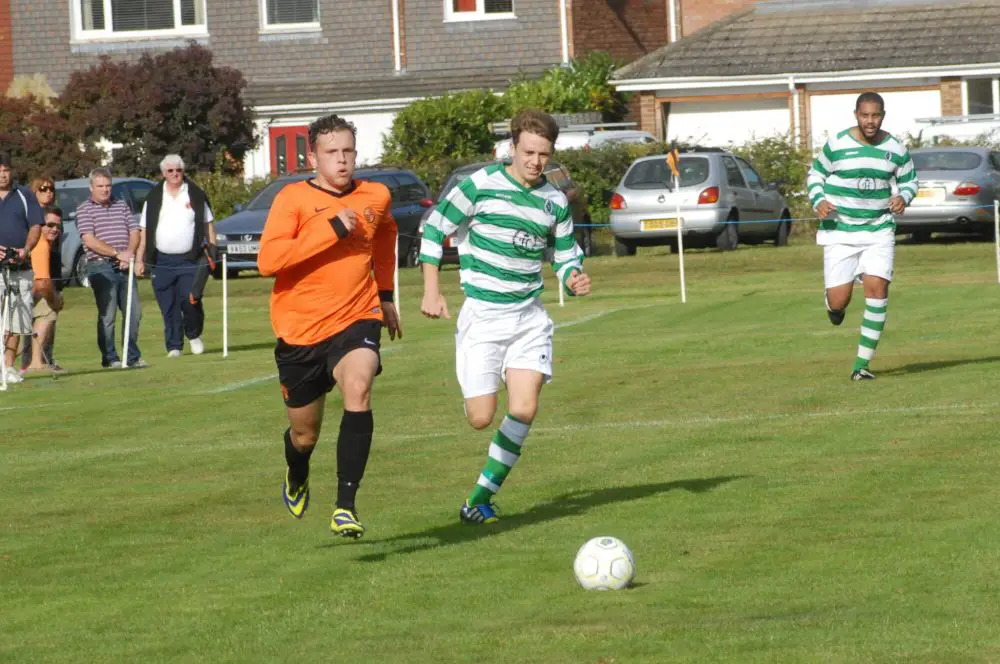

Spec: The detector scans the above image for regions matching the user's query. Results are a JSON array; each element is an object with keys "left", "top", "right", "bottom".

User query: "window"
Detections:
[
  {"left": 275, "top": 136, "right": 287, "bottom": 175},
  {"left": 395, "top": 174, "right": 428, "bottom": 204},
  {"left": 128, "top": 182, "right": 154, "bottom": 213},
  {"left": 623, "top": 157, "right": 710, "bottom": 190},
  {"left": 966, "top": 78, "right": 994, "bottom": 115},
  {"left": 912, "top": 151, "right": 984, "bottom": 171},
  {"left": 75, "top": 0, "right": 206, "bottom": 39},
  {"left": 991, "top": 152, "right": 1000, "bottom": 171},
  {"left": 262, "top": 0, "right": 319, "bottom": 30},
  {"left": 446, "top": 0, "right": 515, "bottom": 21},
  {"left": 735, "top": 158, "right": 764, "bottom": 190},
  {"left": 722, "top": 158, "right": 746, "bottom": 188},
  {"left": 295, "top": 136, "right": 307, "bottom": 171}
]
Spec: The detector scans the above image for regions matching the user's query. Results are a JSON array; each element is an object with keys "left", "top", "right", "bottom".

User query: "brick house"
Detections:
[
  {"left": 613, "top": 0, "right": 1000, "bottom": 151},
  {"left": 1, "top": 0, "right": 747, "bottom": 179}
]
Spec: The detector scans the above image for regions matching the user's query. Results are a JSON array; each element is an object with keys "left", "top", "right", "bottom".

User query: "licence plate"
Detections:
[
  {"left": 228, "top": 243, "right": 259, "bottom": 254},
  {"left": 915, "top": 188, "right": 946, "bottom": 203},
  {"left": 641, "top": 218, "right": 679, "bottom": 231}
]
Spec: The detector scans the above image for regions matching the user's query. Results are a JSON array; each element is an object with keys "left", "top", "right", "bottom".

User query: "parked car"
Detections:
[
  {"left": 493, "top": 130, "right": 657, "bottom": 159},
  {"left": 414, "top": 160, "right": 594, "bottom": 266},
  {"left": 214, "top": 167, "right": 432, "bottom": 278},
  {"left": 609, "top": 149, "right": 791, "bottom": 255},
  {"left": 55, "top": 177, "right": 155, "bottom": 287},
  {"left": 902, "top": 147, "right": 1000, "bottom": 240}
]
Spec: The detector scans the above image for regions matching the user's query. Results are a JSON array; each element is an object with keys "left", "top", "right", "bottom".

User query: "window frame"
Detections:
[
  {"left": 963, "top": 77, "right": 1000, "bottom": 116},
  {"left": 70, "top": 0, "right": 208, "bottom": 43},
  {"left": 721, "top": 157, "right": 747, "bottom": 189},
  {"left": 259, "top": 0, "right": 321, "bottom": 33},
  {"left": 734, "top": 157, "right": 765, "bottom": 191},
  {"left": 444, "top": 0, "right": 516, "bottom": 23}
]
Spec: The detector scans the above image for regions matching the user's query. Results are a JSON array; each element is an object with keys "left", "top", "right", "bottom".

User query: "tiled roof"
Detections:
[{"left": 614, "top": 0, "right": 1000, "bottom": 81}]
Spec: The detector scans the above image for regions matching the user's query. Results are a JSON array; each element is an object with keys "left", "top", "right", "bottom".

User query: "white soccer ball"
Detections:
[{"left": 573, "top": 536, "right": 636, "bottom": 590}]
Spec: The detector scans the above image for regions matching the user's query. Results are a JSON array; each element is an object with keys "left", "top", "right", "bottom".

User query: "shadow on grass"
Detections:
[
  {"left": 334, "top": 475, "right": 748, "bottom": 562},
  {"left": 204, "top": 341, "right": 275, "bottom": 355},
  {"left": 882, "top": 355, "right": 1000, "bottom": 376}
]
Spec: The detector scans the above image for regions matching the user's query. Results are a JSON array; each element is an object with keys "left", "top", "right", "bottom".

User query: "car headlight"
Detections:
[{"left": 216, "top": 234, "right": 227, "bottom": 242}]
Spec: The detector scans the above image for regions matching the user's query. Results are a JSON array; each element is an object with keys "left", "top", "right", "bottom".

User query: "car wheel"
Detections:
[
  {"left": 775, "top": 213, "right": 791, "bottom": 247},
  {"left": 716, "top": 214, "right": 739, "bottom": 251},
  {"left": 73, "top": 250, "right": 89, "bottom": 288},
  {"left": 614, "top": 238, "right": 637, "bottom": 257},
  {"left": 405, "top": 240, "right": 420, "bottom": 268}
]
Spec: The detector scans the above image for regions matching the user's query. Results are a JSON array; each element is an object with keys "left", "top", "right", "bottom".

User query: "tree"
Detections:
[
  {"left": 0, "top": 95, "right": 102, "bottom": 181},
  {"left": 60, "top": 43, "right": 257, "bottom": 178}
]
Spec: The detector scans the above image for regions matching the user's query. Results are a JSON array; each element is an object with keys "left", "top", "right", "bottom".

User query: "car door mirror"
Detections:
[
  {"left": 766, "top": 182, "right": 780, "bottom": 191},
  {"left": 234, "top": 203, "right": 243, "bottom": 213}
]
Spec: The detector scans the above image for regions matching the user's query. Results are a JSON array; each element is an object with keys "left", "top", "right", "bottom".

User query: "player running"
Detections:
[
  {"left": 807, "top": 91, "right": 918, "bottom": 381},
  {"left": 419, "top": 109, "right": 591, "bottom": 525},
  {"left": 258, "top": 114, "right": 401, "bottom": 538}
]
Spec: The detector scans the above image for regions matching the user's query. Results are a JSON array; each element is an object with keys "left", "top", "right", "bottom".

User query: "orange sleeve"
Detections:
[
  {"left": 258, "top": 188, "right": 345, "bottom": 277},
  {"left": 372, "top": 210, "right": 398, "bottom": 298},
  {"left": 30, "top": 240, "right": 50, "bottom": 280}
]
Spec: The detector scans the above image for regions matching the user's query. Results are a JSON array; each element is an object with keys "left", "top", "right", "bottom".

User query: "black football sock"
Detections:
[
  {"left": 284, "top": 428, "right": 313, "bottom": 491},
  {"left": 336, "top": 410, "right": 374, "bottom": 510}
]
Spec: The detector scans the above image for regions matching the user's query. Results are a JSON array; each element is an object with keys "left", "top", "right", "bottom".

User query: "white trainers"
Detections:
[
  {"left": 167, "top": 349, "right": 182, "bottom": 358},
  {"left": 189, "top": 337, "right": 205, "bottom": 355},
  {"left": 3, "top": 367, "right": 23, "bottom": 384}
]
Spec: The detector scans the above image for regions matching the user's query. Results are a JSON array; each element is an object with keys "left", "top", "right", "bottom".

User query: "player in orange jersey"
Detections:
[{"left": 258, "top": 114, "right": 401, "bottom": 539}]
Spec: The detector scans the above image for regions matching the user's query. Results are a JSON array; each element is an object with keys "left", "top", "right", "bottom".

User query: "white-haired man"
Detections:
[{"left": 137, "top": 155, "right": 215, "bottom": 358}]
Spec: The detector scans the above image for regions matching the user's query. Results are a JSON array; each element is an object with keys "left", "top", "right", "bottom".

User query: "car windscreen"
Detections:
[
  {"left": 56, "top": 187, "right": 92, "bottom": 222},
  {"left": 437, "top": 169, "right": 479, "bottom": 202},
  {"left": 246, "top": 180, "right": 298, "bottom": 211},
  {"left": 912, "top": 151, "right": 983, "bottom": 171},
  {"left": 623, "top": 157, "right": 710, "bottom": 189}
]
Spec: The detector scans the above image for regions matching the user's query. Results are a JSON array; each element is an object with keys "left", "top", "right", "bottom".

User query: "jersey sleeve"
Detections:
[
  {"left": 808, "top": 142, "right": 835, "bottom": 210},
  {"left": 550, "top": 200, "right": 583, "bottom": 293},
  {"left": 894, "top": 147, "right": 919, "bottom": 205},
  {"left": 257, "top": 187, "right": 346, "bottom": 276},
  {"left": 30, "top": 241, "right": 50, "bottom": 279},
  {"left": 372, "top": 208, "right": 398, "bottom": 301},
  {"left": 419, "top": 176, "right": 476, "bottom": 266}
]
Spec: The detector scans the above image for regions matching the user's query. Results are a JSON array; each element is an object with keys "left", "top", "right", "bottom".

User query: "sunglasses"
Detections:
[
  {"left": 37, "top": 185, "right": 54, "bottom": 193},
  {"left": 165, "top": 168, "right": 184, "bottom": 174},
  {"left": 44, "top": 223, "right": 61, "bottom": 229}
]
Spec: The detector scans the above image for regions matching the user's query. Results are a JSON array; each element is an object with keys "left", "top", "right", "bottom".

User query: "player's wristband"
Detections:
[
  {"left": 330, "top": 217, "right": 349, "bottom": 239},
  {"left": 379, "top": 290, "right": 394, "bottom": 303}
]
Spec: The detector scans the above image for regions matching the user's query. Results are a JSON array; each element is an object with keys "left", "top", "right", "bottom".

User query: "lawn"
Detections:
[{"left": 3, "top": 238, "right": 1000, "bottom": 663}]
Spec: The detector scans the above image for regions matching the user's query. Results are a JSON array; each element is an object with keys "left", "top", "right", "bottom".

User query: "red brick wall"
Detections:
[
  {"left": 0, "top": 0, "right": 13, "bottom": 94},
  {"left": 679, "top": 0, "right": 757, "bottom": 37},
  {"left": 571, "top": 0, "right": 669, "bottom": 64}
]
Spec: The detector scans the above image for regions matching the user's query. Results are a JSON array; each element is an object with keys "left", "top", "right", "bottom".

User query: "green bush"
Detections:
[
  {"left": 505, "top": 52, "right": 629, "bottom": 121},
  {"left": 730, "top": 134, "right": 814, "bottom": 230},
  {"left": 190, "top": 170, "right": 270, "bottom": 220}
]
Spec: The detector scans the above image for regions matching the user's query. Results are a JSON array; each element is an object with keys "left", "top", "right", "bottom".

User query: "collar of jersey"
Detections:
[
  {"left": 307, "top": 179, "right": 357, "bottom": 198},
  {"left": 499, "top": 164, "right": 548, "bottom": 192}
]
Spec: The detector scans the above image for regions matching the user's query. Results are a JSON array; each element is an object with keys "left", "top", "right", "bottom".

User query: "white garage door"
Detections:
[
  {"left": 809, "top": 90, "right": 941, "bottom": 149},
  {"left": 338, "top": 111, "right": 397, "bottom": 166},
  {"left": 666, "top": 98, "right": 791, "bottom": 147}
]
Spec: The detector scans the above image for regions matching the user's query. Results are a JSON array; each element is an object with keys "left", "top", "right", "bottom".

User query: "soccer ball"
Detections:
[{"left": 573, "top": 536, "right": 636, "bottom": 590}]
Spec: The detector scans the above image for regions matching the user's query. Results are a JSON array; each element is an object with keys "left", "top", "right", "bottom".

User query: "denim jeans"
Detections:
[{"left": 87, "top": 260, "right": 141, "bottom": 366}]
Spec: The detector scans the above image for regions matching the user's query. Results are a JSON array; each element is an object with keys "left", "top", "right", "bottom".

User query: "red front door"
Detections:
[{"left": 269, "top": 126, "right": 309, "bottom": 176}]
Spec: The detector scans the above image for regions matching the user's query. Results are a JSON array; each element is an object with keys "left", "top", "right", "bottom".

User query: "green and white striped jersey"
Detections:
[
  {"left": 808, "top": 128, "right": 919, "bottom": 244},
  {"left": 419, "top": 163, "right": 584, "bottom": 307}
]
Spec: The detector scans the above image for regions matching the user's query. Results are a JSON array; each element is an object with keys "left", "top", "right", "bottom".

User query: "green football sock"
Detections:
[
  {"left": 467, "top": 414, "right": 530, "bottom": 507},
  {"left": 853, "top": 297, "right": 887, "bottom": 372}
]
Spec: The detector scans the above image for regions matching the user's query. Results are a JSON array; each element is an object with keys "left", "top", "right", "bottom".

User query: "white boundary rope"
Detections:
[
  {"left": 222, "top": 253, "right": 229, "bottom": 359},
  {"left": 121, "top": 257, "right": 135, "bottom": 369}
]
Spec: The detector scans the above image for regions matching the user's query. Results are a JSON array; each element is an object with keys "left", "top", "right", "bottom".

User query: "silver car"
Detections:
[
  {"left": 609, "top": 150, "right": 791, "bottom": 255},
  {"left": 903, "top": 147, "right": 999, "bottom": 240}
]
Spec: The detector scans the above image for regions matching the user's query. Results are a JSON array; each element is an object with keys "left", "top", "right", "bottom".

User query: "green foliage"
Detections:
[
  {"left": 0, "top": 95, "right": 102, "bottom": 182},
  {"left": 730, "top": 134, "right": 813, "bottom": 227},
  {"left": 504, "top": 52, "right": 629, "bottom": 121},
  {"left": 905, "top": 128, "right": 1000, "bottom": 150},
  {"left": 189, "top": 169, "right": 270, "bottom": 220},
  {"left": 554, "top": 143, "right": 663, "bottom": 224}
]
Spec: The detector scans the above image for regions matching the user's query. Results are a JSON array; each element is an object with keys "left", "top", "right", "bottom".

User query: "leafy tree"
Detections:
[
  {"left": 505, "top": 52, "right": 629, "bottom": 121},
  {"left": 0, "top": 95, "right": 102, "bottom": 182},
  {"left": 60, "top": 43, "right": 256, "bottom": 178}
]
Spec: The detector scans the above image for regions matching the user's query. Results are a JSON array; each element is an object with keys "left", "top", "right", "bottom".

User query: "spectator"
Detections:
[
  {"left": 76, "top": 167, "right": 146, "bottom": 369},
  {"left": 137, "top": 155, "right": 215, "bottom": 357},
  {"left": 0, "top": 153, "right": 43, "bottom": 384},
  {"left": 23, "top": 206, "right": 64, "bottom": 373},
  {"left": 20, "top": 176, "right": 63, "bottom": 371}
]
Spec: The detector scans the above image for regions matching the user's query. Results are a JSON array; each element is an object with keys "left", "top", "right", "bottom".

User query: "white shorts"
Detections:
[
  {"left": 455, "top": 298, "right": 554, "bottom": 399},
  {"left": 0, "top": 269, "right": 33, "bottom": 335},
  {"left": 823, "top": 242, "right": 894, "bottom": 289}
]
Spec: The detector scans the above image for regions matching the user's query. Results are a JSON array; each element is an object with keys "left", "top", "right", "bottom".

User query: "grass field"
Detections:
[{"left": 4, "top": 239, "right": 1000, "bottom": 663}]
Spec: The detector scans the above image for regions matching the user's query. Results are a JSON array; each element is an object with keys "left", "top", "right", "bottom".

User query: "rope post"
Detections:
[
  {"left": 994, "top": 199, "right": 999, "bottom": 285},
  {"left": 121, "top": 257, "right": 135, "bottom": 369},
  {"left": 0, "top": 267, "right": 9, "bottom": 392},
  {"left": 222, "top": 253, "right": 229, "bottom": 359},
  {"left": 675, "top": 173, "right": 687, "bottom": 304}
]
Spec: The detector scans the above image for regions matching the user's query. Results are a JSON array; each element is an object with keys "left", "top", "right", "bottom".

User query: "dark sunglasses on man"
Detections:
[{"left": 37, "top": 185, "right": 54, "bottom": 193}]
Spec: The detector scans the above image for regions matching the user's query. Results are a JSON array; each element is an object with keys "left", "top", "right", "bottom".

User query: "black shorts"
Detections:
[{"left": 275, "top": 319, "right": 383, "bottom": 408}]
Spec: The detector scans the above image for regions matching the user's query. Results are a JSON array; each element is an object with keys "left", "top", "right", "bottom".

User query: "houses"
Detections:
[
  {"left": 1, "top": 0, "right": 700, "bottom": 178},
  {"left": 612, "top": 0, "right": 1000, "bottom": 150}
]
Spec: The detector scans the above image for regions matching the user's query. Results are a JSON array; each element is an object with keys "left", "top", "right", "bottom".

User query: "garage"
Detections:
[
  {"left": 664, "top": 98, "right": 791, "bottom": 147},
  {"left": 809, "top": 89, "right": 942, "bottom": 149}
]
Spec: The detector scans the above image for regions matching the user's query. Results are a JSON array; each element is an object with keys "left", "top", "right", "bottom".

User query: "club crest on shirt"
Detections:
[
  {"left": 543, "top": 199, "right": 554, "bottom": 215},
  {"left": 363, "top": 207, "right": 376, "bottom": 225},
  {"left": 513, "top": 229, "right": 546, "bottom": 255},
  {"left": 884, "top": 151, "right": 893, "bottom": 161},
  {"left": 859, "top": 177, "right": 877, "bottom": 193}
]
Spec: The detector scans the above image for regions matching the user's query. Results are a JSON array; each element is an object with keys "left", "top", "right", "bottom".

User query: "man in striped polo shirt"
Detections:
[
  {"left": 77, "top": 168, "right": 146, "bottom": 369},
  {"left": 807, "top": 92, "right": 918, "bottom": 381},
  {"left": 420, "top": 109, "right": 591, "bottom": 524}
]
